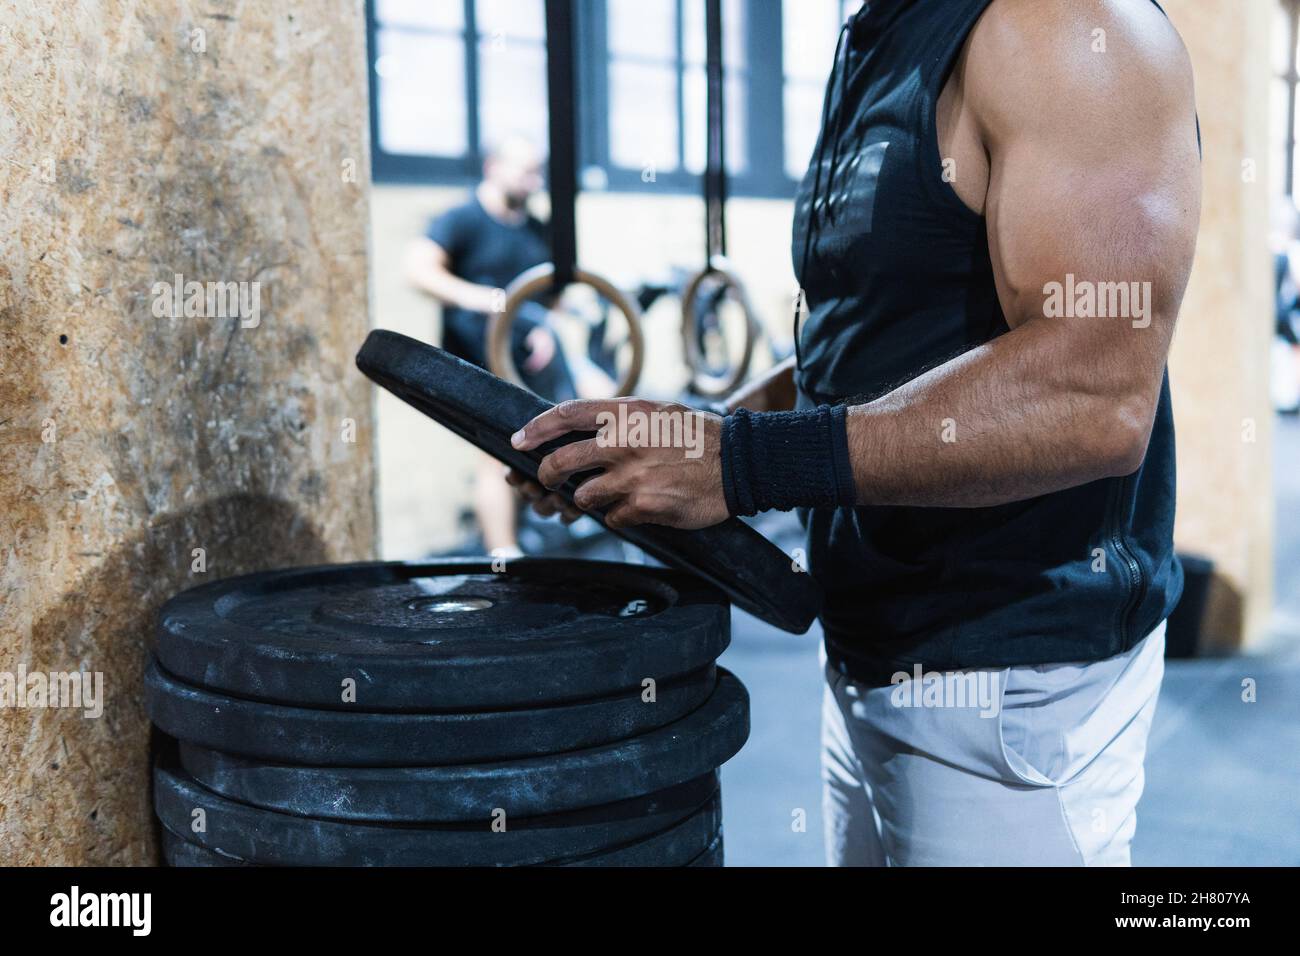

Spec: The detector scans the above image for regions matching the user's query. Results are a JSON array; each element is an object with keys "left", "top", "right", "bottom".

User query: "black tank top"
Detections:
[{"left": 791, "top": 0, "right": 1184, "bottom": 681}]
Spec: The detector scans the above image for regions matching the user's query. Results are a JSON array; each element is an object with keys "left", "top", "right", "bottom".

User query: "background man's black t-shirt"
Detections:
[{"left": 425, "top": 196, "right": 550, "bottom": 367}]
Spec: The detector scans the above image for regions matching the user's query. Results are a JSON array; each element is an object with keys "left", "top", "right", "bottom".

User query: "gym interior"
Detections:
[{"left": 2, "top": 0, "right": 1298, "bottom": 877}]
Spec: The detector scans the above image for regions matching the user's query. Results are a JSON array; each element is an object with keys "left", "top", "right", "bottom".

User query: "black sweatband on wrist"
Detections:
[{"left": 720, "top": 405, "right": 857, "bottom": 516}]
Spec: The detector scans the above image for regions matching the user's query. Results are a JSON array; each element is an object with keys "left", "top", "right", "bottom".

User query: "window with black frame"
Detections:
[
  {"left": 368, "top": 0, "right": 549, "bottom": 182},
  {"left": 366, "top": 0, "right": 859, "bottom": 196},
  {"left": 594, "top": 0, "right": 748, "bottom": 190},
  {"left": 782, "top": 0, "right": 862, "bottom": 180}
]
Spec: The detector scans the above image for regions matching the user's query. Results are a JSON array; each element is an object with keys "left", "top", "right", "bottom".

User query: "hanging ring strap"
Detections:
[
  {"left": 681, "top": 0, "right": 757, "bottom": 396},
  {"left": 487, "top": 1, "right": 644, "bottom": 395},
  {"left": 545, "top": 0, "right": 578, "bottom": 288},
  {"left": 704, "top": 0, "right": 727, "bottom": 261}
]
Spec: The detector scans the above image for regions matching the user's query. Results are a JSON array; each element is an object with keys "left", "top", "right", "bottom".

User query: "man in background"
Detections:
[{"left": 406, "top": 134, "right": 576, "bottom": 555}]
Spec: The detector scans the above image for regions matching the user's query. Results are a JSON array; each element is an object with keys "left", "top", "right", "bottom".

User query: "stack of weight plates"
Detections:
[{"left": 147, "top": 558, "right": 748, "bottom": 867}]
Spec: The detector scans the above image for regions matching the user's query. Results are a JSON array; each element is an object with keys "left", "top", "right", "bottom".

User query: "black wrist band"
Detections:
[{"left": 720, "top": 405, "right": 857, "bottom": 516}]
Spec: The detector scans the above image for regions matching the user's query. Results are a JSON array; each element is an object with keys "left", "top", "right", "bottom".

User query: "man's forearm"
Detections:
[
  {"left": 411, "top": 269, "right": 498, "bottom": 315},
  {"left": 843, "top": 319, "right": 1162, "bottom": 508}
]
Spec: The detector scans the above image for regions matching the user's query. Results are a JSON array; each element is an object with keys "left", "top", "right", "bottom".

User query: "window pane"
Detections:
[
  {"left": 478, "top": 39, "right": 548, "bottom": 152},
  {"left": 1273, "top": 78, "right": 1290, "bottom": 157},
  {"left": 684, "top": 68, "right": 747, "bottom": 175},
  {"left": 684, "top": 66, "right": 704, "bottom": 171},
  {"left": 683, "top": 0, "right": 702, "bottom": 64},
  {"left": 376, "top": 0, "right": 463, "bottom": 31},
  {"left": 725, "top": 74, "right": 747, "bottom": 175},
  {"left": 1293, "top": 85, "right": 1300, "bottom": 197},
  {"left": 784, "top": 79, "right": 825, "bottom": 179},
  {"left": 609, "top": 61, "right": 679, "bottom": 170},
  {"left": 1294, "top": 6, "right": 1300, "bottom": 76},
  {"left": 376, "top": 29, "right": 468, "bottom": 157},
  {"left": 784, "top": 0, "right": 846, "bottom": 82},
  {"left": 1273, "top": 77, "right": 1292, "bottom": 196},
  {"left": 476, "top": 0, "right": 544, "bottom": 42},
  {"left": 609, "top": 0, "right": 676, "bottom": 60},
  {"left": 1280, "top": 5, "right": 1296, "bottom": 75}
]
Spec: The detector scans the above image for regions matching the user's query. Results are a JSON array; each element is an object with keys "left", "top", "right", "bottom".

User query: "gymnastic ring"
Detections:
[
  {"left": 680, "top": 255, "right": 760, "bottom": 398},
  {"left": 488, "top": 263, "right": 645, "bottom": 397}
]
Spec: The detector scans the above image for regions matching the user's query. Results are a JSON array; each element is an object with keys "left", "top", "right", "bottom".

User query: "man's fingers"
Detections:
[
  {"left": 510, "top": 400, "right": 622, "bottom": 451},
  {"left": 571, "top": 475, "right": 627, "bottom": 514},
  {"left": 603, "top": 499, "right": 645, "bottom": 529},
  {"left": 506, "top": 470, "right": 546, "bottom": 502},
  {"left": 504, "top": 466, "right": 588, "bottom": 524},
  {"left": 531, "top": 494, "right": 561, "bottom": 518},
  {"left": 536, "top": 439, "right": 613, "bottom": 490}
]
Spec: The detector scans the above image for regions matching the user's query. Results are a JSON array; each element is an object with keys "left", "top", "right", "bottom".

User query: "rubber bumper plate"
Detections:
[
  {"left": 159, "top": 798, "right": 720, "bottom": 868},
  {"left": 154, "top": 558, "right": 729, "bottom": 711},
  {"left": 153, "top": 755, "right": 719, "bottom": 867},
  {"left": 355, "top": 330, "right": 822, "bottom": 634},
  {"left": 145, "top": 656, "right": 715, "bottom": 766},
  {"left": 179, "top": 667, "right": 749, "bottom": 822}
]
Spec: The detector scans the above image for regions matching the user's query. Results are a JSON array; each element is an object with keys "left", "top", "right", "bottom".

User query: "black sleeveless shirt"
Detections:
[{"left": 792, "top": 0, "right": 1184, "bottom": 681}]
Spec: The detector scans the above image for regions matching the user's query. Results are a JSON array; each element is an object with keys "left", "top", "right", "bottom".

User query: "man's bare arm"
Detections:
[
  {"left": 845, "top": 0, "right": 1200, "bottom": 508},
  {"left": 404, "top": 237, "right": 499, "bottom": 314}
]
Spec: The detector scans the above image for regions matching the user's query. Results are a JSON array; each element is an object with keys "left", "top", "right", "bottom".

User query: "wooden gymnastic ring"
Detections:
[
  {"left": 680, "top": 255, "right": 759, "bottom": 398},
  {"left": 488, "top": 263, "right": 645, "bottom": 397}
]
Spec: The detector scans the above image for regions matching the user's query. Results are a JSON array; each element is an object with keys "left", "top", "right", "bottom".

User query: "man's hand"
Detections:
[
  {"left": 504, "top": 467, "right": 583, "bottom": 524},
  {"left": 521, "top": 325, "right": 557, "bottom": 373},
  {"left": 509, "top": 399, "right": 729, "bottom": 530}
]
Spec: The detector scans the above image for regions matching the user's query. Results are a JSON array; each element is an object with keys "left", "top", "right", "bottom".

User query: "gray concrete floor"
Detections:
[
  {"left": 718, "top": 610, "right": 827, "bottom": 867},
  {"left": 718, "top": 415, "right": 1300, "bottom": 866}
]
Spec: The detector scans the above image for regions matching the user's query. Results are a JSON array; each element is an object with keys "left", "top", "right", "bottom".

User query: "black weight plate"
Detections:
[
  {"left": 160, "top": 808, "right": 719, "bottom": 868},
  {"left": 160, "top": 828, "right": 253, "bottom": 867},
  {"left": 356, "top": 330, "right": 822, "bottom": 634},
  {"left": 180, "top": 668, "right": 749, "bottom": 822},
  {"left": 557, "top": 792, "right": 722, "bottom": 867},
  {"left": 155, "top": 558, "right": 728, "bottom": 712},
  {"left": 153, "top": 755, "right": 718, "bottom": 867},
  {"left": 686, "top": 830, "right": 724, "bottom": 867},
  {"left": 145, "top": 656, "right": 715, "bottom": 767},
  {"left": 160, "top": 806, "right": 720, "bottom": 869}
]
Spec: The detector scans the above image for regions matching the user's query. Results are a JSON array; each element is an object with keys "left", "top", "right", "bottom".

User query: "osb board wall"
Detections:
[
  {"left": 1161, "top": 0, "right": 1274, "bottom": 650},
  {"left": 0, "top": 1, "right": 375, "bottom": 864}
]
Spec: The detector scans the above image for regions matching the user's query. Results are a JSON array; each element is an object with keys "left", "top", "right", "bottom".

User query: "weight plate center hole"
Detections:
[{"left": 407, "top": 596, "right": 494, "bottom": 614}]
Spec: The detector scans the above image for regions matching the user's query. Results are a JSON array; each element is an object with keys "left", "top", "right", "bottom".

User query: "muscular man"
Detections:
[
  {"left": 512, "top": 0, "right": 1200, "bottom": 864},
  {"left": 407, "top": 134, "right": 577, "bottom": 555}
]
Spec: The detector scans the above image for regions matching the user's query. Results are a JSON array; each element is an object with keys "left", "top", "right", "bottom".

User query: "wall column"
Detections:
[
  {"left": 0, "top": 0, "right": 376, "bottom": 864},
  {"left": 1162, "top": 0, "right": 1275, "bottom": 650}
]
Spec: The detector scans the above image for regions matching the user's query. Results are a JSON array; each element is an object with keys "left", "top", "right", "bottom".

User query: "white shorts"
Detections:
[{"left": 821, "top": 621, "right": 1166, "bottom": 866}]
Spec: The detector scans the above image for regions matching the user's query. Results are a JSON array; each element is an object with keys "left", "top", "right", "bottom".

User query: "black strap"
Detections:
[
  {"left": 544, "top": 0, "right": 579, "bottom": 288},
  {"left": 704, "top": 0, "right": 727, "bottom": 261}
]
